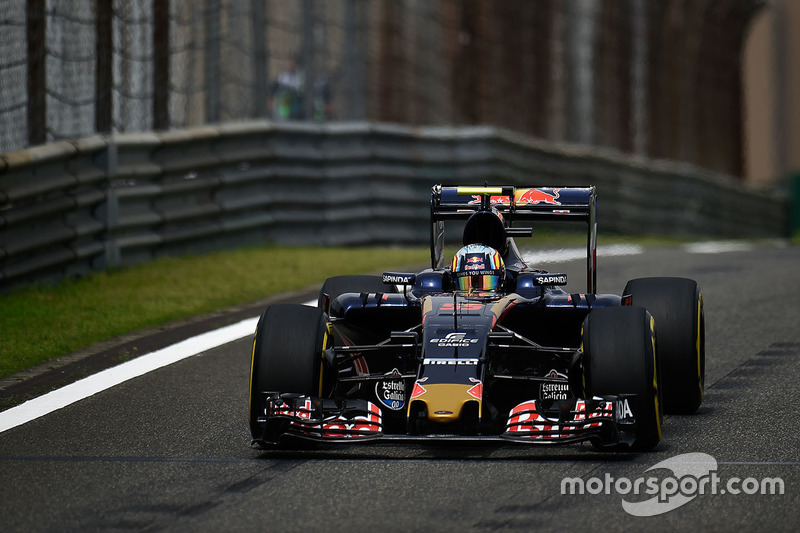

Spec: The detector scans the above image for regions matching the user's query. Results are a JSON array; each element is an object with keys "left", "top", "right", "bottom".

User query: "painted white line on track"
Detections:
[
  {"left": 684, "top": 241, "right": 754, "bottom": 254},
  {"left": 0, "top": 316, "right": 258, "bottom": 434},
  {"left": 0, "top": 299, "right": 318, "bottom": 434},
  {"left": 523, "top": 244, "right": 643, "bottom": 264}
]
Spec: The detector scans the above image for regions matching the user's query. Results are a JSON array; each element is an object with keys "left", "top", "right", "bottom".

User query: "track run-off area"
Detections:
[{"left": 1, "top": 240, "right": 798, "bottom": 532}]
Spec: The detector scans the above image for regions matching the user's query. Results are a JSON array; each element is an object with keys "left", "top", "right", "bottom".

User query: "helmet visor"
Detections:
[{"left": 456, "top": 271, "right": 502, "bottom": 291}]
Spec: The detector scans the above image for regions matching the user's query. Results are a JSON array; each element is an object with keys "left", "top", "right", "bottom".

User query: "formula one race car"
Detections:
[{"left": 248, "top": 185, "right": 705, "bottom": 450}]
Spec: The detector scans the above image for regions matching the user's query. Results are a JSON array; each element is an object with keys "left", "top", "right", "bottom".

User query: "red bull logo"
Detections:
[
  {"left": 464, "top": 255, "right": 485, "bottom": 270},
  {"left": 517, "top": 188, "right": 561, "bottom": 205}
]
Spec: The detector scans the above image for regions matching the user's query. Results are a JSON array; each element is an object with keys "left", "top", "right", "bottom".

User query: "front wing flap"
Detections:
[
  {"left": 502, "top": 396, "right": 635, "bottom": 445},
  {"left": 255, "top": 392, "right": 637, "bottom": 446},
  {"left": 256, "top": 393, "right": 383, "bottom": 444}
]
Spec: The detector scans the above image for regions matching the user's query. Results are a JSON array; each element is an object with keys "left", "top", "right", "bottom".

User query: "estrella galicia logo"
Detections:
[
  {"left": 429, "top": 332, "right": 480, "bottom": 348},
  {"left": 375, "top": 369, "right": 406, "bottom": 411}
]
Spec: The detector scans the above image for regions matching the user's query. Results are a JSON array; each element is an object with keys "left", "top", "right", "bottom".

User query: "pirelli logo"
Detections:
[{"left": 423, "top": 358, "right": 479, "bottom": 366}]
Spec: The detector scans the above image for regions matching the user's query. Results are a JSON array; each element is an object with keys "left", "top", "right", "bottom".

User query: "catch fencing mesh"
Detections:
[{"left": 0, "top": 0, "right": 759, "bottom": 177}]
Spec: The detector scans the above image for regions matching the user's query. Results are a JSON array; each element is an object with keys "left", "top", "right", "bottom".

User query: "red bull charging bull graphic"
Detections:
[{"left": 517, "top": 188, "right": 561, "bottom": 205}]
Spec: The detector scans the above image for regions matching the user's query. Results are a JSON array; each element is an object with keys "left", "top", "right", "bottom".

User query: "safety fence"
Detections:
[
  {"left": 0, "top": 121, "right": 789, "bottom": 291},
  {"left": 1, "top": 0, "right": 762, "bottom": 178}
]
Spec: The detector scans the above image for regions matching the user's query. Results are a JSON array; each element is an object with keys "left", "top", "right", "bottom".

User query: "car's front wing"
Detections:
[{"left": 253, "top": 393, "right": 636, "bottom": 447}]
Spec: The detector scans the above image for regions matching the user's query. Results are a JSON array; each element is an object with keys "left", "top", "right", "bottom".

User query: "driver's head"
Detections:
[{"left": 451, "top": 244, "right": 505, "bottom": 292}]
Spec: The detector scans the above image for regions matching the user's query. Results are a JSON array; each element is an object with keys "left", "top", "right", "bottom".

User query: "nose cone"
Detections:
[{"left": 410, "top": 383, "right": 480, "bottom": 423}]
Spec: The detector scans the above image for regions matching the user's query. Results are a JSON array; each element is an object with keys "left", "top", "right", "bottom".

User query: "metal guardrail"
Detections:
[{"left": 0, "top": 121, "right": 790, "bottom": 292}]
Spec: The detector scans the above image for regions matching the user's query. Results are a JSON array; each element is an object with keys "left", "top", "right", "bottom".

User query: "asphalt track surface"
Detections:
[{"left": 1, "top": 242, "right": 798, "bottom": 532}]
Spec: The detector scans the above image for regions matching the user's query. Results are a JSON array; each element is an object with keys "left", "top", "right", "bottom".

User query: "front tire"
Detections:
[
  {"left": 249, "top": 304, "right": 331, "bottom": 442},
  {"left": 623, "top": 277, "right": 704, "bottom": 414},
  {"left": 582, "top": 306, "right": 662, "bottom": 451}
]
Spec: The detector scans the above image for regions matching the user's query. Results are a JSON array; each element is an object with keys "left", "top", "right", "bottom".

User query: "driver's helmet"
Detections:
[{"left": 451, "top": 244, "right": 505, "bottom": 292}]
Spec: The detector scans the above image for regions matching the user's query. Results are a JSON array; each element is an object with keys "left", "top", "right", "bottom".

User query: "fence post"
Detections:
[
  {"left": 204, "top": 0, "right": 221, "bottom": 123},
  {"left": 251, "top": 0, "right": 269, "bottom": 118},
  {"left": 793, "top": 173, "right": 800, "bottom": 238},
  {"left": 26, "top": 0, "right": 46, "bottom": 146},
  {"left": 99, "top": 140, "right": 120, "bottom": 269},
  {"left": 153, "top": 1, "right": 170, "bottom": 130},
  {"left": 302, "top": 0, "right": 315, "bottom": 121},
  {"left": 95, "top": 0, "right": 112, "bottom": 134},
  {"left": 341, "top": 0, "right": 366, "bottom": 120}
]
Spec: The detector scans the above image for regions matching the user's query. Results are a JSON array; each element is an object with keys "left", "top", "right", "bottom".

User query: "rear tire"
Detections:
[
  {"left": 582, "top": 306, "right": 662, "bottom": 451},
  {"left": 317, "top": 275, "right": 396, "bottom": 312},
  {"left": 249, "top": 304, "right": 330, "bottom": 442},
  {"left": 623, "top": 277, "right": 704, "bottom": 414}
]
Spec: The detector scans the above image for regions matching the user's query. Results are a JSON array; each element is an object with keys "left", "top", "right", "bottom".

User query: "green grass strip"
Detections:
[{"left": 0, "top": 246, "right": 429, "bottom": 379}]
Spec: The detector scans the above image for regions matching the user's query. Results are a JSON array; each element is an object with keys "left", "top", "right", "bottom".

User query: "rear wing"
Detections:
[{"left": 430, "top": 185, "right": 598, "bottom": 293}]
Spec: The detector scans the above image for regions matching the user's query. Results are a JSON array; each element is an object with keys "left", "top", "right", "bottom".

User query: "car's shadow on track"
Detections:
[{"left": 250, "top": 440, "right": 655, "bottom": 463}]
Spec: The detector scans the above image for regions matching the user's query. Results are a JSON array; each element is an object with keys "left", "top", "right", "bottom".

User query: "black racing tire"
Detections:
[
  {"left": 317, "top": 274, "right": 396, "bottom": 311},
  {"left": 582, "top": 306, "right": 662, "bottom": 451},
  {"left": 248, "top": 304, "right": 331, "bottom": 442},
  {"left": 623, "top": 277, "right": 705, "bottom": 415}
]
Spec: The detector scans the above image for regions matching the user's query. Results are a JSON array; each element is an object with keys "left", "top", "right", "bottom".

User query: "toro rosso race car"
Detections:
[{"left": 249, "top": 185, "right": 705, "bottom": 450}]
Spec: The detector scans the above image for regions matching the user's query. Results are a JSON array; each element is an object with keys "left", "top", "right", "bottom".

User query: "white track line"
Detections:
[
  {"left": 684, "top": 241, "right": 754, "bottom": 254},
  {"left": 0, "top": 316, "right": 259, "bottom": 434},
  {"left": 0, "top": 299, "right": 316, "bottom": 434},
  {"left": 523, "top": 244, "right": 643, "bottom": 264}
]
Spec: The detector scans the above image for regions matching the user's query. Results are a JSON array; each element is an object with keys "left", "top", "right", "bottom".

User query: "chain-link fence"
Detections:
[{"left": 1, "top": 0, "right": 761, "bottom": 177}]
